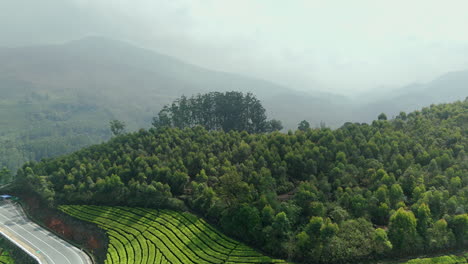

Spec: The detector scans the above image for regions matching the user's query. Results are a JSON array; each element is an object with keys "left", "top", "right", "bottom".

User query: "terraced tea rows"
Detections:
[
  {"left": 60, "top": 205, "right": 286, "bottom": 264},
  {"left": 399, "top": 253, "right": 468, "bottom": 264}
]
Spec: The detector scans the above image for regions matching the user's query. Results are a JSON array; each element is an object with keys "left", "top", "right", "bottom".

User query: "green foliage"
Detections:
[
  {"left": 267, "top": 119, "right": 284, "bottom": 132},
  {"left": 0, "top": 235, "right": 37, "bottom": 264},
  {"left": 325, "top": 218, "right": 391, "bottom": 262},
  {"left": 17, "top": 99, "right": 468, "bottom": 263},
  {"left": 401, "top": 254, "right": 467, "bottom": 264},
  {"left": 152, "top": 92, "right": 274, "bottom": 133},
  {"left": 378, "top": 113, "right": 388, "bottom": 121},
  {"left": 0, "top": 250, "right": 14, "bottom": 264},
  {"left": 374, "top": 228, "right": 393, "bottom": 255},
  {"left": 416, "top": 203, "right": 432, "bottom": 242},
  {"left": 427, "top": 219, "right": 455, "bottom": 250},
  {"left": 0, "top": 95, "right": 112, "bottom": 173},
  {"left": 451, "top": 214, "right": 468, "bottom": 245},
  {"left": 0, "top": 167, "right": 12, "bottom": 184},
  {"left": 297, "top": 120, "right": 311, "bottom": 131},
  {"left": 109, "top": 120, "right": 126, "bottom": 136},
  {"left": 388, "top": 208, "right": 419, "bottom": 254}
]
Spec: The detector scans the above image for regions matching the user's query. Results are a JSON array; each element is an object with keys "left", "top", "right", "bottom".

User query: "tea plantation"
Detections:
[
  {"left": 60, "top": 205, "right": 286, "bottom": 264},
  {"left": 400, "top": 253, "right": 468, "bottom": 264}
]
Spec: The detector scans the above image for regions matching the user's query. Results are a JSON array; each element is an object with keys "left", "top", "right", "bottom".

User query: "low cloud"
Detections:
[{"left": 2, "top": 0, "right": 468, "bottom": 95}]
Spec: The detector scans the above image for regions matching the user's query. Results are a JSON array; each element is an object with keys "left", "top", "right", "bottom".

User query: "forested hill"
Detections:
[{"left": 16, "top": 99, "right": 468, "bottom": 263}]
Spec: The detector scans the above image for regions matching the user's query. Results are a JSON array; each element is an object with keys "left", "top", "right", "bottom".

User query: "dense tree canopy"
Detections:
[
  {"left": 15, "top": 98, "right": 468, "bottom": 263},
  {"left": 0, "top": 167, "right": 12, "bottom": 184},
  {"left": 298, "top": 120, "right": 311, "bottom": 131},
  {"left": 152, "top": 91, "right": 281, "bottom": 133}
]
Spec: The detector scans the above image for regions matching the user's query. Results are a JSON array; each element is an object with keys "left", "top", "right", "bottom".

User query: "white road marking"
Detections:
[
  {"left": 0, "top": 230, "right": 43, "bottom": 264},
  {"left": 36, "top": 228, "right": 85, "bottom": 264},
  {"left": 2, "top": 205, "right": 73, "bottom": 264},
  {"left": 0, "top": 214, "right": 55, "bottom": 263},
  {"left": 13, "top": 206, "right": 85, "bottom": 264},
  {"left": 0, "top": 202, "right": 91, "bottom": 264}
]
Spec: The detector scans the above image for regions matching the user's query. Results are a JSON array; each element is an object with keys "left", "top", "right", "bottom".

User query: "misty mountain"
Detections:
[
  {"left": 1, "top": 36, "right": 467, "bottom": 131},
  {"left": 0, "top": 36, "right": 347, "bottom": 129},
  {"left": 354, "top": 71, "right": 468, "bottom": 121},
  {"left": 0, "top": 36, "right": 349, "bottom": 171},
  {"left": 1, "top": 36, "right": 466, "bottom": 172}
]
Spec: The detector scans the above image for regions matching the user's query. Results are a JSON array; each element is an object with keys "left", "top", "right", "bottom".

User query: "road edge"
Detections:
[
  {"left": 13, "top": 201, "right": 94, "bottom": 264},
  {"left": 0, "top": 229, "right": 44, "bottom": 264}
]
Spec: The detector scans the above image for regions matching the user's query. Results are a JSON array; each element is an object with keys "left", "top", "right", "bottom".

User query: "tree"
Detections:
[
  {"left": 191, "top": 183, "right": 216, "bottom": 214},
  {"left": 271, "top": 212, "right": 291, "bottom": 242},
  {"left": 449, "top": 176, "right": 462, "bottom": 195},
  {"left": 218, "top": 171, "right": 252, "bottom": 205},
  {"left": 267, "top": 119, "right": 283, "bottom": 132},
  {"left": 169, "top": 171, "right": 189, "bottom": 195},
  {"left": 110, "top": 120, "right": 126, "bottom": 136},
  {"left": 152, "top": 91, "right": 278, "bottom": 133},
  {"left": 324, "top": 219, "right": 389, "bottom": 262},
  {"left": 0, "top": 167, "right": 12, "bottom": 184},
  {"left": 388, "top": 208, "right": 419, "bottom": 253},
  {"left": 297, "top": 120, "right": 311, "bottom": 131},
  {"left": 261, "top": 205, "right": 275, "bottom": 226},
  {"left": 416, "top": 203, "right": 432, "bottom": 241},
  {"left": 372, "top": 202, "right": 390, "bottom": 225},
  {"left": 221, "top": 204, "right": 261, "bottom": 243},
  {"left": 397, "top": 111, "right": 407, "bottom": 121},
  {"left": 389, "top": 184, "right": 404, "bottom": 208},
  {"left": 378, "top": 113, "right": 388, "bottom": 121},
  {"left": 329, "top": 206, "right": 349, "bottom": 223},
  {"left": 309, "top": 201, "right": 326, "bottom": 217},
  {"left": 451, "top": 214, "right": 468, "bottom": 246},
  {"left": 152, "top": 106, "right": 172, "bottom": 128},
  {"left": 373, "top": 228, "right": 393, "bottom": 255},
  {"left": 295, "top": 216, "right": 337, "bottom": 262},
  {"left": 427, "top": 219, "right": 454, "bottom": 249}
]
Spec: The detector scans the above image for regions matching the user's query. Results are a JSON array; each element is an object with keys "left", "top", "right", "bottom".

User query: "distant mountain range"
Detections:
[
  {"left": 0, "top": 36, "right": 347, "bottom": 129},
  {"left": 354, "top": 71, "right": 468, "bottom": 121},
  {"left": 2, "top": 36, "right": 465, "bottom": 128},
  {"left": 0, "top": 36, "right": 466, "bottom": 170}
]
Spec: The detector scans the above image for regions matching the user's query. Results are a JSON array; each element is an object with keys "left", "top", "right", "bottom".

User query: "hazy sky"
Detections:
[{"left": 2, "top": 0, "right": 468, "bottom": 95}]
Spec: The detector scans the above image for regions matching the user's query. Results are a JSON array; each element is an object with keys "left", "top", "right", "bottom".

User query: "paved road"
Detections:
[{"left": 0, "top": 201, "right": 92, "bottom": 264}]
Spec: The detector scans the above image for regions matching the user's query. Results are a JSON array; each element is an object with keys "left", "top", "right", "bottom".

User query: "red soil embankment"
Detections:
[{"left": 19, "top": 194, "right": 109, "bottom": 264}]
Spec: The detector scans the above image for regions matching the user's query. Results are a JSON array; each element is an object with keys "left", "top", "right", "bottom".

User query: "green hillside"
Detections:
[
  {"left": 60, "top": 205, "right": 286, "bottom": 264},
  {"left": 16, "top": 98, "right": 468, "bottom": 263},
  {"left": 0, "top": 92, "right": 112, "bottom": 173}
]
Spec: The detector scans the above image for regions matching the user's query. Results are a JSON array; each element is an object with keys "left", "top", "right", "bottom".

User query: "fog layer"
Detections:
[{"left": 2, "top": 0, "right": 468, "bottom": 95}]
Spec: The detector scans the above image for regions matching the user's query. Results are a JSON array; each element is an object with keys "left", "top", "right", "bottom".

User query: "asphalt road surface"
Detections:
[{"left": 0, "top": 200, "right": 92, "bottom": 264}]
